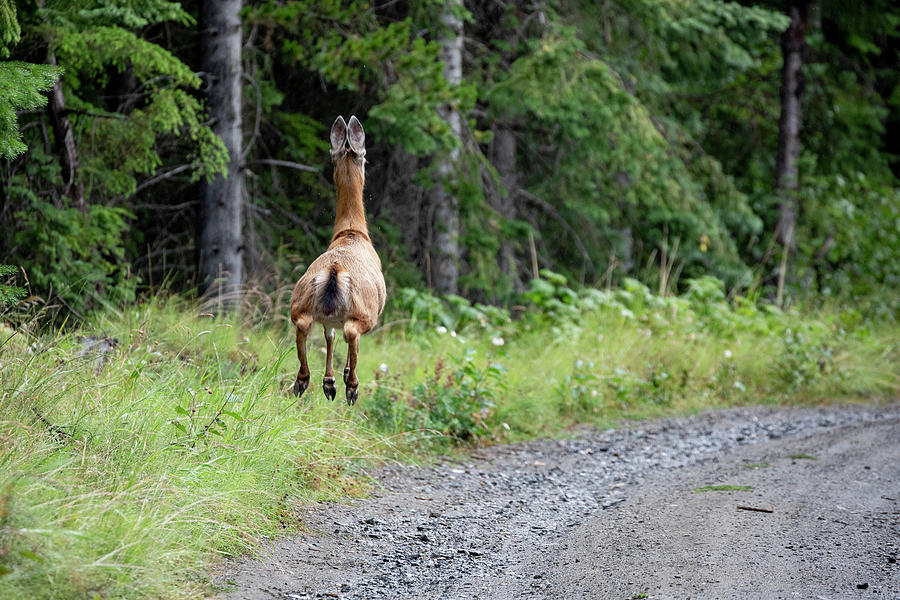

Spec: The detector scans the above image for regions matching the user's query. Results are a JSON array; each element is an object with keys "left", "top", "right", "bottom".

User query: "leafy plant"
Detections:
[
  {"left": 0, "top": 265, "right": 25, "bottom": 308},
  {"left": 410, "top": 350, "right": 506, "bottom": 443},
  {"left": 12, "top": 199, "right": 137, "bottom": 311},
  {"left": 555, "top": 359, "right": 599, "bottom": 416},
  {"left": 779, "top": 327, "right": 839, "bottom": 389}
]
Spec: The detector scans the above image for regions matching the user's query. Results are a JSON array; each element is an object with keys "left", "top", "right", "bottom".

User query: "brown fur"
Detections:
[{"left": 289, "top": 116, "right": 386, "bottom": 405}]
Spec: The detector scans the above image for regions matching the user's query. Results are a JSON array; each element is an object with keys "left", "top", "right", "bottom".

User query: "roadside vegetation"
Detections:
[
  {"left": 2, "top": 2, "right": 900, "bottom": 597},
  {"left": 1, "top": 273, "right": 897, "bottom": 599}
]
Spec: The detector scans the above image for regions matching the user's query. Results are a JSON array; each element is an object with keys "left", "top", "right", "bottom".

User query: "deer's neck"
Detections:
[{"left": 332, "top": 159, "right": 368, "bottom": 238}]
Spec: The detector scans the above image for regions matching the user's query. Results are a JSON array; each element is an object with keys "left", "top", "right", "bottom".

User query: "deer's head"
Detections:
[{"left": 330, "top": 115, "right": 366, "bottom": 171}]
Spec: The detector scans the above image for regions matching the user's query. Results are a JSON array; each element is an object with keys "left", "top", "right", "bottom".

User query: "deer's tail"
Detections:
[{"left": 315, "top": 263, "right": 350, "bottom": 317}]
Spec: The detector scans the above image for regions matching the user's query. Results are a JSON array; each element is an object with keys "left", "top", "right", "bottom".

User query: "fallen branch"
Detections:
[
  {"left": 737, "top": 505, "right": 773, "bottom": 513},
  {"left": 251, "top": 158, "right": 319, "bottom": 173},
  {"left": 32, "top": 408, "right": 82, "bottom": 446}
]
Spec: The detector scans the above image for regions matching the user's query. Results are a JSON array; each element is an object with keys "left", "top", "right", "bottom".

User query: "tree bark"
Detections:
[
  {"left": 491, "top": 124, "right": 523, "bottom": 291},
  {"left": 428, "top": 0, "right": 464, "bottom": 296},
  {"left": 37, "top": 0, "right": 85, "bottom": 211},
  {"left": 199, "top": 0, "right": 243, "bottom": 312},
  {"left": 774, "top": 0, "right": 807, "bottom": 249}
]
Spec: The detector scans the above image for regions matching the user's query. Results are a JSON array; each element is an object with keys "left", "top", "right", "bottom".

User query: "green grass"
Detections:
[
  {"left": 0, "top": 283, "right": 897, "bottom": 599},
  {"left": 693, "top": 485, "right": 755, "bottom": 493},
  {"left": 788, "top": 454, "right": 817, "bottom": 460}
]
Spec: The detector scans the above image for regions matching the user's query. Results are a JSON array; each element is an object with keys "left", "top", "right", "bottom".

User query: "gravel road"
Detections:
[{"left": 218, "top": 403, "right": 899, "bottom": 600}]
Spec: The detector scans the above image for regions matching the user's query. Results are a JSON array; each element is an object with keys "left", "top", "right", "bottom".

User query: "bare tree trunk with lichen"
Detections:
[
  {"left": 774, "top": 0, "right": 808, "bottom": 306},
  {"left": 198, "top": 0, "right": 244, "bottom": 312},
  {"left": 428, "top": 0, "right": 464, "bottom": 296}
]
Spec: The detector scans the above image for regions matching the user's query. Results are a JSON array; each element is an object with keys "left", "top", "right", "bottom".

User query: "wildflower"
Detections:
[
  {"left": 379, "top": 363, "right": 388, "bottom": 374},
  {"left": 491, "top": 336, "right": 505, "bottom": 346},
  {"left": 733, "top": 381, "right": 746, "bottom": 392},
  {"left": 620, "top": 308, "right": 635, "bottom": 320},
  {"left": 450, "top": 330, "right": 457, "bottom": 338},
  {"left": 436, "top": 325, "right": 448, "bottom": 334},
  {"left": 724, "top": 349, "right": 733, "bottom": 359}
]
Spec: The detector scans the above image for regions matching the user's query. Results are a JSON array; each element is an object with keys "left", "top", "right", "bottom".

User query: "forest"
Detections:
[
  {"left": 1, "top": 0, "right": 898, "bottom": 315},
  {"left": 0, "top": 1, "right": 899, "bottom": 598}
]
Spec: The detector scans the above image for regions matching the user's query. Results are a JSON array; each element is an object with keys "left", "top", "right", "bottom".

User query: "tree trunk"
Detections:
[
  {"left": 774, "top": 0, "right": 808, "bottom": 306},
  {"left": 199, "top": 0, "right": 243, "bottom": 312},
  {"left": 775, "top": 0, "right": 807, "bottom": 249},
  {"left": 491, "top": 124, "right": 523, "bottom": 291},
  {"left": 37, "top": 0, "right": 85, "bottom": 211},
  {"left": 428, "top": 0, "right": 464, "bottom": 296}
]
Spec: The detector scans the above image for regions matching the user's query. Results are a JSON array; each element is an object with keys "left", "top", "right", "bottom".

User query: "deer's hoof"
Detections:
[
  {"left": 346, "top": 384, "right": 359, "bottom": 406},
  {"left": 323, "top": 377, "right": 337, "bottom": 401},
  {"left": 292, "top": 377, "right": 309, "bottom": 398}
]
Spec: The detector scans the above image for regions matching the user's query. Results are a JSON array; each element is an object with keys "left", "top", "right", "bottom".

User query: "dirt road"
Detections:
[{"left": 217, "top": 403, "right": 899, "bottom": 600}]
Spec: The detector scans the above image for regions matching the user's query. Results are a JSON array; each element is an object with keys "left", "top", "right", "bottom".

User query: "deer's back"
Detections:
[{"left": 290, "top": 233, "right": 385, "bottom": 330}]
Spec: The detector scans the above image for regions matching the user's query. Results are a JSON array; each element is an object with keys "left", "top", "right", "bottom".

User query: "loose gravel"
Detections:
[{"left": 217, "top": 403, "right": 899, "bottom": 600}]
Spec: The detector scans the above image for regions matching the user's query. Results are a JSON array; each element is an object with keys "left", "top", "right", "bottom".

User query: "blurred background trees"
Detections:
[{"left": 1, "top": 0, "right": 898, "bottom": 316}]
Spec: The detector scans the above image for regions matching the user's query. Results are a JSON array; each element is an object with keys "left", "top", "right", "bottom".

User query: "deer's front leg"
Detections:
[
  {"left": 292, "top": 314, "right": 313, "bottom": 397},
  {"left": 322, "top": 326, "right": 337, "bottom": 401}
]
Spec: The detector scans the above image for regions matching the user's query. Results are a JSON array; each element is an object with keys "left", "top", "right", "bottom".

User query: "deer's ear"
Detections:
[
  {"left": 330, "top": 116, "right": 347, "bottom": 154},
  {"left": 347, "top": 115, "right": 366, "bottom": 155}
]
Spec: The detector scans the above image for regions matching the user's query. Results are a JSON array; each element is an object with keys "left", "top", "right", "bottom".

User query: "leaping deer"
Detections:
[{"left": 289, "top": 116, "right": 386, "bottom": 405}]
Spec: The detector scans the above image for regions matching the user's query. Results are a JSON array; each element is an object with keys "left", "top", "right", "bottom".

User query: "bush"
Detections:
[
  {"left": 365, "top": 349, "right": 507, "bottom": 445},
  {"left": 0, "top": 265, "right": 25, "bottom": 308}
]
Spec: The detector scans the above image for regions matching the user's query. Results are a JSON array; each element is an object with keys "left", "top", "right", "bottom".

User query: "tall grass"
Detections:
[{"left": 0, "top": 279, "right": 897, "bottom": 598}]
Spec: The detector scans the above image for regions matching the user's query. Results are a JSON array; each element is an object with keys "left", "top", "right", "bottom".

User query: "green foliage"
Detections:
[
  {"left": 476, "top": 1, "right": 790, "bottom": 288},
  {"left": 247, "top": 2, "right": 468, "bottom": 157},
  {"left": 79, "top": 88, "right": 228, "bottom": 196},
  {"left": 779, "top": 325, "right": 840, "bottom": 390},
  {"left": 55, "top": 25, "right": 197, "bottom": 89},
  {"left": 1, "top": 278, "right": 897, "bottom": 599},
  {"left": 2, "top": 0, "right": 899, "bottom": 329},
  {"left": 392, "top": 287, "right": 511, "bottom": 332},
  {"left": 0, "top": 0, "right": 61, "bottom": 162},
  {"left": 366, "top": 349, "right": 507, "bottom": 444},
  {"left": 1, "top": 0, "right": 226, "bottom": 309},
  {"left": 0, "top": 60, "right": 59, "bottom": 158},
  {"left": 0, "top": 265, "right": 25, "bottom": 307},
  {"left": 0, "top": 0, "right": 20, "bottom": 58},
  {"left": 796, "top": 174, "right": 900, "bottom": 318},
  {"left": 40, "top": 13, "right": 228, "bottom": 196},
  {"left": 12, "top": 199, "right": 136, "bottom": 310},
  {"left": 554, "top": 358, "right": 599, "bottom": 415},
  {"left": 693, "top": 485, "right": 753, "bottom": 493}
]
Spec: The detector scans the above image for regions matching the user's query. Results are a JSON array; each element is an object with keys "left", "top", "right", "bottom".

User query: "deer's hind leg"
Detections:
[
  {"left": 292, "top": 313, "right": 313, "bottom": 397},
  {"left": 322, "top": 326, "right": 337, "bottom": 401},
  {"left": 342, "top": 318, "right": 367, "bottom": 406}
]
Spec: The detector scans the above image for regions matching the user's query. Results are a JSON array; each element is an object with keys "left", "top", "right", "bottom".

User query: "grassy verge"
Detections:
[{"left": 0, "top": 275, "right": 897, "bottom": 598}]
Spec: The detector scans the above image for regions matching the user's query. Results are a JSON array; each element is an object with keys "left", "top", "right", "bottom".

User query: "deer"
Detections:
[{"left": 289, "top": 116, "right": 386, "bottom": 405}]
